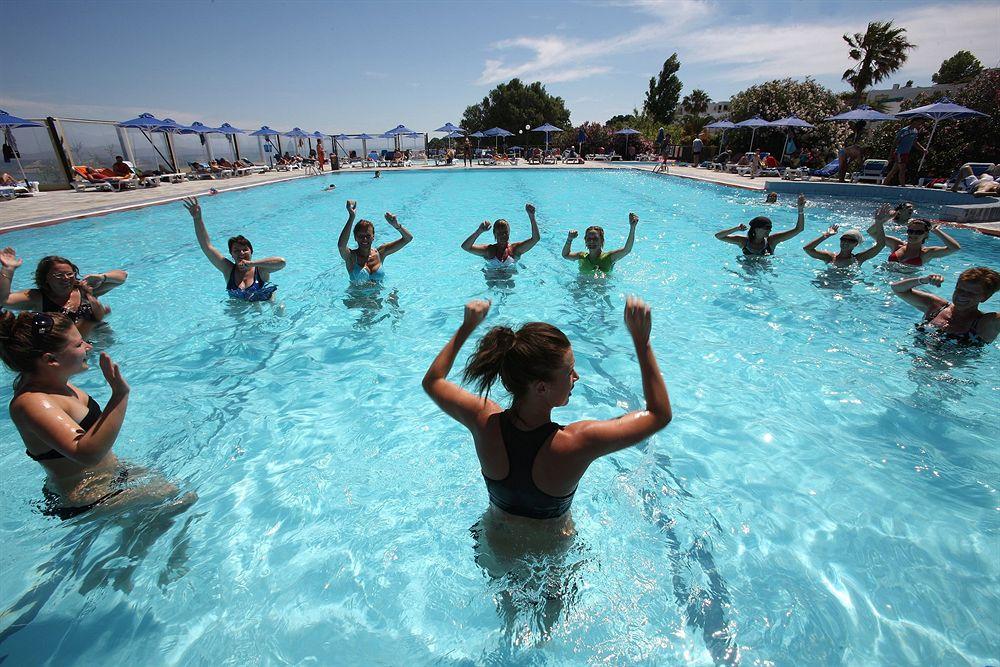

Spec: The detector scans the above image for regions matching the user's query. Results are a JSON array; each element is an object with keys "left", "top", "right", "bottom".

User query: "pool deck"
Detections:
[{"left": 2, "top": 162, "right": 997, "bottom": 238}]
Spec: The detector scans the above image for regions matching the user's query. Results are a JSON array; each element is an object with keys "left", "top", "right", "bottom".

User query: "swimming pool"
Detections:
[{"left": 1, "top": 168, "right": 997, "bottom": 664}]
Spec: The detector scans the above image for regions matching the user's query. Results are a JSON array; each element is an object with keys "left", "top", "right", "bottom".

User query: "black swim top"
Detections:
[
  {"left": 916, "top": 303, "right": 984, "bottom": 344},
  {"left": 742, "top": 239, "right": 774, "bottom": 256},
  {"left": 483, "top": 411, "right": 576, "bottom": 519},
  {"left": 41, "top": 288, "right": 96, "bottom": 323},
  {"left": 26, "top": 395, "right": 102, "bottom": 461}
]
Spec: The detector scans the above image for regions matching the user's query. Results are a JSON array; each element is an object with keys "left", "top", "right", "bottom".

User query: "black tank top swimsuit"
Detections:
[
  {"left": 743, "top": 239, "right": 774, "bottom": 256},
  {"left": 916, "top": 303, "right": 984, "bottom": 344},
  {"left": 41, "top": 289, "right": 96, "bottom": 323},
  {"left": 483, "top": 411, "right": 576, "bottom": 519},
  {"left": 26, "top": 396, "right": 102, "bottom": 461}
]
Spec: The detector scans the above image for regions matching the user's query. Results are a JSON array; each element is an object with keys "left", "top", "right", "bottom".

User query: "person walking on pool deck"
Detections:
[
  {"left": 883, "top": 217, "right": 961, "bottom": 268},
  {"left": 714, "top": 194, "right": 807, "bottom": 256},
  {"left": 461, "top": 203, "right": 541, "bottom": 269},
  {"left": 891, "top": 267, "right": 1000, "bottom": 344},
  {"left": 562, "top": 212, "right": 639, "bottom": 273},
  {"left": 422, "top": 297, "right": 671, "bottom": 523},
  {"left": 0, "top": 248, "right": 126, "bottom": 338},
  {"left": 882, "top": 118, "right": 926, "bottom": 187},
  {"left": 337, "top": 199, "right": 413, "bottom": 285},
  {"left": 182, "top": 197, "right": 285, "bottom": 301},
  {"left": 803, "top": 204, "right": 891, "bottom": 267}
]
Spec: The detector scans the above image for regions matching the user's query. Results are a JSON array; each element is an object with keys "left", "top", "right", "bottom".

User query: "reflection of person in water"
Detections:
[{"left": 342, "top": 287, "right": 402, "bottom": 331}]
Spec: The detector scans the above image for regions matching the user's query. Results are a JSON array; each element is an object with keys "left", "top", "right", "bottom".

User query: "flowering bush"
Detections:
[{"left": 553, "top": 121, "right": 653, "bottom": 157}]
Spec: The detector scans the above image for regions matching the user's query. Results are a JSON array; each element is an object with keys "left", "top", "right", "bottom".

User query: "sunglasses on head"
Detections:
[
  {"left": 906, "top": 228, "right": 926, "bottom": 234},
  {"left": 31, "top": 312, "right": 54, "bottom": 340}
]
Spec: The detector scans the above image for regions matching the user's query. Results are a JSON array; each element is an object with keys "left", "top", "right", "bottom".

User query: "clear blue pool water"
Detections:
[{"left": 1, "top": 168, "right": 997, "bottom": 665}]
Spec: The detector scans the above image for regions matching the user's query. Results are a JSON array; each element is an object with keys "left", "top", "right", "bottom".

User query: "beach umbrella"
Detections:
[
  {"left": 531, "top": 123, "right": 563, "bottom": 152},
  {"left": 444, "top": 130, "right": 464, "bottom": 139},
  {"left": 216, "top": 123, "right": 246, "bottom": 134},
  {"left": 484, "top": 127, "right": 514, "bottom": 149},
  {"left": 282, "top": 127, "right": 310, "bottom": 155},
  {"left": 356, "top": 133, "right": 376, "bottom": 159},
  {"left": 470, "top": 130, "right": 485, "bottom": 149},
  {"left": 435, "top": 123, "right": 464, "bottom": 133},
  {"left": 0, "top": 109, "right": 43, "bottom": 187},
  {"left": 117, "top": 113, "right": 176, "bottom": 171},
  {"left": 384, "top": 125, "right": 417, "bottom": 151},
  {"left": 704, "top": 119, "right": 737, "bottom": 152},
  {"left": 614, "top": 127, "right": 641, "bottom": 158},
  {"left": 768, "top": 116, "right": 814, "bottom": 163},
  {"left": 823, "top": 105, "right": 895, "bottom": 122},
  {"left": 894, "top": 97, "right": 990, "bottom": 172},
  {"left": 735, "top": 115, "right": 771, "bottom": 150},
  {"left": 251, "top": 126, "right": 282, "bottom": 164}
]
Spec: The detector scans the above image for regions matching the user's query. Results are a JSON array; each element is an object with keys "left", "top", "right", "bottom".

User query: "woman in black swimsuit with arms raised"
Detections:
[
  {"left": 891, "top": 267, "right": 1000, "bottom": 344},
  {"left": 714, "top": 193, "right": 807, "bottom": 256}
]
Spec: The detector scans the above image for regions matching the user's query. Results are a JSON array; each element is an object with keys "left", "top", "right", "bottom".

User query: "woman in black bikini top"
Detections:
[
  {"left": 714, "top": 194, "right": 807, "bottom": 257},
  {"left": 891, "top": 268, "right": 1000, "bottom": 344}
]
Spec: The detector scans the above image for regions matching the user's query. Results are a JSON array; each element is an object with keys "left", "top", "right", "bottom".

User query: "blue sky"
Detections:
[{"left": 2, "top": 0, "right": 997, "bottom": 134}]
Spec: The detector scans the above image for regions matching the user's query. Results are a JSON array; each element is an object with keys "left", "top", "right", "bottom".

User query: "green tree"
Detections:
[
  {"left": 460, "top": 79, "right": 571, "bottom": 140},
  {"left": 932, "top": 50, "right": 983, "bottom": 84},
  {"left": 643, "top": 54, "right": 682, "bottom": 124},
  {"left": 681, "top": 89, "right": 710, "bottom": 115},
  {"left": 728, "top": 78, "right": 849, "bottom": 160},
  {"left": 842, "top": 21, "right": 915, "bottom": 105}
]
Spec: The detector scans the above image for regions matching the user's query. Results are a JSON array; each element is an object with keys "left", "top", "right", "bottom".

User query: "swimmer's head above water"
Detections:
[
  {"left": 34, "top": 256, "right": 80, "bottom": 295},
  {"left": 953, "top": 267, "right": 1000, "bottom": 310},
  {"left": 227, "top": 236, "right": 253, "bottom": 263},
  {"left": 353, "top": 219, "right": 376, "bottom": 248},
  {"left": 765, "top": 192, "right": 778, "bottom": 204},
  {"left": 583, "top": 226, "right": 605, "bottom": 252},
  {"left": 747, "top": 216, "right": 773, "bottom": 242},
  {"left": 0, "top": 311, "right": 86, "bottom": 386},
  {"left": 492, "top": 219, "right": 510, "bottom": 245},
  {"left": 893, "top": 201, "right": 914, "bottom": 224}
]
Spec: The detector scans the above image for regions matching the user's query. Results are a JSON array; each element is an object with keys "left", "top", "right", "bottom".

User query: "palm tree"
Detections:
[
  {"left": 842, "top": 21, "right": 915, "bottom": 106},
  {"left": 682, "top": 89, "right": 711, "bottom": 115}
]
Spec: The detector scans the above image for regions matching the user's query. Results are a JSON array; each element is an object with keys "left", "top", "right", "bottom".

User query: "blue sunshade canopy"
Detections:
[
  {"left": 823, "top": 105, "right": 896, "bottom": 122},
  {"left": 532, "top": 123, "right": 563, "bottom": 133},
  {"left": 283, "top": 127, "right": 311, "bottom": 138},
  {"left": 470, "top": 131, "right": 486, "bottom": 138},
  {"left": 188, "top": 121, "right": 222, "bottom": 134},
  {"left": 577, "top": 128, "right": 588, "bottom": 142},
  {"left": 334, "top": 134, "right": 351, "bottom": 140},
  {"left": 216, "top": 123, "right": 246, "bottom": 135},
  {"left": 118, "top": 113, "right": 168, "bottom": 129},
  {"left": 0, "top": 110, "right": 43, "bottom": 128},
  {"left": 614, "top": 127, "right": 641, "bottom": 135},
  {"left": 154, "top": 118, "right": 190, "bottom": 133},
  {"left": 250, "top": 126, "right": 281, "bottom": 136},
  {"left": 308, "top": 131, "right": 326, "bottom": 139},
  {"left": 704, "top": 120, "right": 737, "bottom": 129},
  {"left": 768, "top": 116, "right": 814, "bottom": 129},
  {"left": 735, "top": 115, "right": 772, "bottom": 127},
  {"left": 894, "top": 97, "right": 989, "bottom": 120},
  {"left": 356, "top": 133, "right": 376, "bottom": 140},
  {"left": 484, "top": 127, "right": 513, "bottom": 137},
  {"left": 385, "top": 124, "right": 417, "bottom": 136},
  {"left": 435, "top": 123, "right": 464, "bottom": 133},
  {"left": 444, "top": 131, "right": 465, "bottom": 139}
]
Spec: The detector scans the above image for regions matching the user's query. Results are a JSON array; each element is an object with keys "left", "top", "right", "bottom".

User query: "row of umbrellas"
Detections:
[{"left": 704, "top": 99, "right": 988, "bottom": 171}]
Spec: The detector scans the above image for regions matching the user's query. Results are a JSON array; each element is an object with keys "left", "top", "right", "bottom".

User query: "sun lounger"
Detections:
[
  {"left": 71, "top": 166, "right": 137, "bottom": 191},
  {"left": 851, "top": 159, "right": 888, "bottom": 184},
  {"left": 478, "top": 155, "right": 497, "bottom": 165},
  {"left": 562, "top": 155, "right": 583, "bottom": 164},
  {"left": 930, "top": 162, "right": 994, "bottom": 190},
  {"left": 0, "top": 184, "right": 33, "bottom": 198},
  {"left": 809, "top": 159, "right": 840, "bottom": 179}
]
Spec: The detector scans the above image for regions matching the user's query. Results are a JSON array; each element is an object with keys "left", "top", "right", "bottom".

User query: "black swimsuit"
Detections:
[
  {"left": 26, "top": 396, "right": 102, "bottom": 461},
  {"left": 41, "top": 289, "right": 96, "bottom": 323},
  {"left": 742, "top": 239, "right": 774, "bottom": 256},
  {"left": 483, "top": 411, "right": 576, "bottom": 519},
  {"left": 916, "top": 303, "right": 984, "bottom": 344}
]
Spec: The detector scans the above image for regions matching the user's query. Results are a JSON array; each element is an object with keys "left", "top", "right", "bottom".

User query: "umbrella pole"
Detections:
[
  {"left": 750, "top": 127, "right": 756, "bottom": 151},
  {"left": 140, "top": 129, "right": 173, "bottom": 171},
  {"left": 917, "top": 120, "right": 938, "bottom": 173}
]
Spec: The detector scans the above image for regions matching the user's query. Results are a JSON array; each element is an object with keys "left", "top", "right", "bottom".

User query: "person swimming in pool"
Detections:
[
  {"left": 891, "top": 267, "right": 1000, "bottom": 344},
  {"left": 182, "top": 197, "right": 285, "bottom": 301},
  {"left": 764, "top": 192, "right": 778, "bottom": 204},
  {"left": 883, "top": 217, "right": 961, "bottom": 269},
  {"left": 461, "top": 203, "right": 541, "bottom": 269},
  {"left": 323, "top": 184, "right": 337, "bottom": 191},
  {"left": 714, "top": 193, "right": 807, "bottom": 256},
  {"left": 0, "top": 248, "right": 126, "bottom": 338},
  {"left": 423, "top": 297, "right": 670, "bottom": 525},
  {"left": 803, "top": 203, "right": 891, "bottom": 267},
  {"left": 373, "top": 170, "right": 381, "bottom": 179},
  {"left": 561, "top": 212, "right": 639, "bottom": 274},
  {"left": 337, "top": 199, "right": 413, "bottom": 285}
]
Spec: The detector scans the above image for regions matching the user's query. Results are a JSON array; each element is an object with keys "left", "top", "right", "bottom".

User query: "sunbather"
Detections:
[
  {"left": 111, "top": 156, "right": 134, "bottom": 178},
  {"left": 952, "top": 163, "right": 1000, "bottom": 194},
  {"left": 1, "top": 173, "right": 15, "bottom": 185},
  {"left": 215, "top": 158, "right": 237, "bottom": 171}
]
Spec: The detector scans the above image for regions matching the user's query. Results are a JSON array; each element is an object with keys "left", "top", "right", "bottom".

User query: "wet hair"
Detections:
[
  {"left": 353, "top": 219, "right": 375, "bottom": 237},
  {"left": 0, "top": 311, "right": 75, "bottom": 389},
  {"left": 227, "top": 235, "right": 253, "bottom": 253},
  {"left": 584, "top": 225, "right": 605, "bottom": 243},
  {"left": 959, "top": 267, "right": 1000, "bottom": 300},
  {"left": 463, "top": 322, "right": 571, "bottom": 398},
  {"left": 765, "top": 192, "right": 778, "bottom": 203},
  {"left": 893, "top": 201, "right": 914, "bottom": 212},
  {"left": 34, "top": 256, "right": 79, "bottom": 289},
  {"left": 493, "top": 219, "right": 510, "bottom": 237},
  {"left": 748, "top": 216, "right": 772, "bottom": 239}
]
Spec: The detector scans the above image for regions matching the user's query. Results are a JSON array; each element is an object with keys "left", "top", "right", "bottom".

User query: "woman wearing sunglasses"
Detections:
[
  {"left": 884, "top": 217, "right": 961, "bottom": 268},
  {"left": 0, "top": 310, "right": 132, "bottom": 518},
  {"left": 0, "top": 248, "right": 125, "bottom": 337},
  {"left": 714, "top": 194, "right": 807, "bottom": 256},
  {"left": 803, "top": 204, "right": 891, "bottom": 267}
]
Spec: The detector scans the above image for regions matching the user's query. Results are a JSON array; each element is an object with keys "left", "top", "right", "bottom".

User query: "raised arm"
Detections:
[
  {"left": 14, "top": 353, "right": 129, "bottom": 466},
  {"left": 770, "top": 194, "right": 806, "bottom": 245},
  {"left": 183, "top": 197, "right": 232, "bottom": 276},
  {"left": 714, "top": 224, "right": 748, "bottom": 245},
  {"left": 422, "top": 300, "right": 500, "bottom": 430},
  {"left": 803, "top": 225, "right": 837, "bottom": 262},
  {"left": 461, "top": 221, "right": 492, "bottom": 257},
  {"left": 562, "top": 230, "right": 583, "bottom": 260},
  {"left": 338, "top": 200, "right": 357, "bottom": 262},
  {"left": 82, "top": 269, "right": 128, "bottom": 297},
  {"left": 512, "top": 202, "right": 540, "bottom": 256},
  {"left": 923, "top": 223, "right": 961, "bottom": 260},
  {"left": 856, "top": 204, "right": 891, "bottom": 264},
  {"left": 561, "top": 297, "right": 671, "bottom": 464},
  {"left": 0, "top": 247, "right": 38, "bottom": 310},
  {"left": 891, "top": 274, "right": 946, "bottom": 312},
  {"left": 377, "top": 212, "right": 413, "bottom": 258},
  {"left": 606, "top": 212, "right": 639, "bottom": 262}
]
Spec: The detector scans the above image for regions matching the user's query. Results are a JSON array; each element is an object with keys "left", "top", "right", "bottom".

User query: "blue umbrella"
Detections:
[
  {"left": 768, "top": 116, "right": 814, "bottom": 162},
  {"left": 117, "top": 113, "right": 177, "bottom": 171},
  {"left": 435, "top": 122, "right": 464, "bottom": 133},
  {"left": 614, "top": 128, "right": 641, "bottom": 158},
  {"left": 469, "top": 130, "right": 485, "bottom": 149},
  {"left": 251, "top": 126, "right": 283, "bottom": 164},
  {"left": 444, "top": 130, "right": 464, "bottom": 139},
  {"left": 703, "top": 120, "right": 737, "bottom": 153},
  {"left": 532, "top": 123, "right": 563, "bottom": 152},
  {"left": 0, "top": 109, "right": 44, "bottom": 186},
  {"left": 385, "top": 124, "right": 416, "bottom": 136},
  {"left": 282, "top": 127, "right": 310, "bottom": 156},
  {"left": 216, "top": 123, "right": 246, "bottom": 134},
  {"left": 823, "top": 105, "right": 895, "bottom": 122},
  {"left": 308, "top": 131, "right": 326, "bottom": 139},
  {"left": 484, "top": 127, "right": 514, "bottom": 150},
  {"left": 735, "top": 115, "right": 771, "bottom": 150},
  {"left": 186, "top": 121, "right": 222, "bottom": 134},
  {"left": 895, "top": 97, "right": 990, "bottom": 171}
]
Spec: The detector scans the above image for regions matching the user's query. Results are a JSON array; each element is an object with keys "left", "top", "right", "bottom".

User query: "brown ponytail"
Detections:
[
  {"left": 0, "top": 310, "right": 75, "bottom": 389},
  {"left": 463, "top": 322, "right": 570, "bottom": 398}
]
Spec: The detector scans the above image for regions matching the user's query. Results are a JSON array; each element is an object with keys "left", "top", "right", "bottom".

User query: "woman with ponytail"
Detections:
[
  {"left": 422, "top": 297, "right": 671, "bottom": 525},
  {"left": 0, "top": 310, "right": 132, "bottom": 518}
]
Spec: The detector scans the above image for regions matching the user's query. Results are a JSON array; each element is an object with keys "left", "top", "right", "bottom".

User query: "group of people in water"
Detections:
[{"left": 0, "top": 190, "right": 997, "bottom": 532}]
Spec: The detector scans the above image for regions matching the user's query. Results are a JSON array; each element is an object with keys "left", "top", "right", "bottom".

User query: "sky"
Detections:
[{"left": 2, "top": 0, "right": 997, "bottom": 134}]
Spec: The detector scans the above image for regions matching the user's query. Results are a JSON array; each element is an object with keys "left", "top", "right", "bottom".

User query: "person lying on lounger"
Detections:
[
  {"left": 1, "top": 173, "right": 15, "bottom": 185},
  {"left": 562, "top": 213, "right": 639, "bottom": 274}
]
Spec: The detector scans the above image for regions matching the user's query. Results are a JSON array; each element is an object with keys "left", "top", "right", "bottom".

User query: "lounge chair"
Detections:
[
  {"left": 562, "top": 153, "right": 583, "bottom": 164},
  {"left": 809, "top": 159, "right": 840, "bottom": 179},
  {"left": 851, "top": 159, "right": 888, "bottom": 184},
  {"left": 0, "top": 184, "right": 33, "bottom": 198},
  {"left": 478, "top": 154, "right": 497, "bottom": 166},
  {"left": 931, "top": 162, "right": 994, "bottom": 190},
  {"left": 71, "top": 166, "right": 137, "bottom": 192}
]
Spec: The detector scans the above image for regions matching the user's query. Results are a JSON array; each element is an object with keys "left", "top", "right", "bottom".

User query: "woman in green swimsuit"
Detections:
[{"left": 561, "top": 212, "right": 639, "bottom": 274}]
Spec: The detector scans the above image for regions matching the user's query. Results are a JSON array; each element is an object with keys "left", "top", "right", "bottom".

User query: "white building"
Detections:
[
  {"left": 866, "top": 81, "right": 966, "bottom": 115},
  {"left": 706, "top": 100, "right": 732, "bottom": 119}
]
